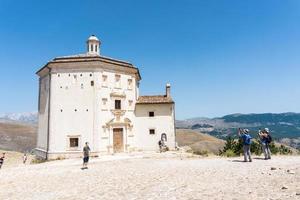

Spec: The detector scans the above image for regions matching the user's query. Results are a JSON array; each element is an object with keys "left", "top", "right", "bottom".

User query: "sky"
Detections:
[{"left": 0, "top": 0, "right": 300, "bottom": 119}]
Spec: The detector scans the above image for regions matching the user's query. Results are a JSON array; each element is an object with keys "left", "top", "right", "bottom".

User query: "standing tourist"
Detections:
[
  {"left": 259, "top": 128, "right": 272, "bottom": 160},
  {"left": 238, "top": 128, "right": 252, "bottom": 162},
  {"left": 82, "top": 142, "right": 91, "bottom": 169}
]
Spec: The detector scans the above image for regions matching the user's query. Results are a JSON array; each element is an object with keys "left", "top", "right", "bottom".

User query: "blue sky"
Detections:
[{"left": 0, "top": 0, "right": 300, "bottom": 119}]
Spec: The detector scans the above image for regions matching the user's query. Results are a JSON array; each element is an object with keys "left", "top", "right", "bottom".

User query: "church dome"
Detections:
[
  {"left": 86, "top": 35, "right": 101, "bottom": 55},
  {"left": 88, "top": 35, "right": 99, "bottom": 41}
]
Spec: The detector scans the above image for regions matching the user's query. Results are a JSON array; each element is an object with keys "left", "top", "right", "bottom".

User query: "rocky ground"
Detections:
[{"left": 0, "top": 152, "right": 299, "bottom": 200}]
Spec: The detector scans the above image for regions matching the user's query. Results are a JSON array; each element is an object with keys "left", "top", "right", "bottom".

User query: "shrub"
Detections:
[
  {"left": 251, "top": 139, "right": 263, "bottom": 155},
  {"left": 223, "top": 149, "right": 236, "bottom": 157},
  {"left": 193, "top": 150, "right": 209, "bottom": 156},
  {"left": 31, "top": 158, "right": 46, "bottom": 164}
]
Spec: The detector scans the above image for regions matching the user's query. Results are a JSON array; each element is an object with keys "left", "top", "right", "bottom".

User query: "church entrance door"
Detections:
[{"left": 113, "top": 128, "right": 124, "bottom": 153}]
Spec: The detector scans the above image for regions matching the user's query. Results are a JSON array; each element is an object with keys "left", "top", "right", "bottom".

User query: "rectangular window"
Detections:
[
  {"left": 102, "top": 98, "right": 108, "bottom": 110},
  {"left": 115, "top": 100, "right": 121, "bottom": 110},
  {"left": 128, "top": 79, "right": 133, "bottom": 90},
  {"left": 102, "top": 75, "right": 107, "bottom": 87},
  {"left": 128, "top": 100, "right": 133, "bottom": 107},
  {"left": 149, "top": 129, "right": 155, "bottom": 135},
  {"left": 149, "top": 112, "right": 155, "bottom": 117},
  {"left": 115, "top": 74, "right": 121, "bottom": 88},
  {"left": 91, "top": 81, "right": 94, "bottom": 86},
  {"left": 69, "top": 138, "right": 79, "bottom": 148},
  {"left": 102, "top": 98, "right": 107, "bottom": 105}
]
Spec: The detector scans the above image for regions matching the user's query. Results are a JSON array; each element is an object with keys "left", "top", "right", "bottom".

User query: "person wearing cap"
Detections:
[
  {"left": 238, "top": 128, "right": 252, "bottom": 162},
  {"left": 259, "top": 128, "right": 271, "bottom": 160}
]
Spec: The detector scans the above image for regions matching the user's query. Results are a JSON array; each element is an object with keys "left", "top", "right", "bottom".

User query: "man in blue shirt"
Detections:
[{"left": 238, "top": 128, "right": 252, "bottom": 162}]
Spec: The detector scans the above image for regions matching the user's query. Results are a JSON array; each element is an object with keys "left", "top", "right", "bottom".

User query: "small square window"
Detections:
[
  {"left": 149, "top": 112, "right": 155, "bottom": 117},
  {"left": 69, "top": 138, "right": 79, "bottom": 148},
  {"left": 149, "top": 129, "right": 155, "bottom": 135}
]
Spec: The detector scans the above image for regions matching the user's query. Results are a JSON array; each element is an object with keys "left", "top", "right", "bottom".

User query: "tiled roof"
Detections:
[
  {"left": 136, "top": 95, "right": 174, "bottom": 104},
  {"left": 53, "top": 54, "right": 133, "bottom": 66}
]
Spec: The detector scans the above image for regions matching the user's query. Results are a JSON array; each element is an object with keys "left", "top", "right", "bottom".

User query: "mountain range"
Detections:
[
  {"left": 176, "top": 113, "right": 300, "bottom": 149},
  {"left": 0, "top": 112, "right": 38, "bottom": 124}
]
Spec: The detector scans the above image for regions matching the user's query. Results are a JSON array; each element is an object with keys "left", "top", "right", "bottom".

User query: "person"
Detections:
[
  {"left": 82, "top": 142, "right": 91, "bottom": 169},
  {"left": 238, "top": 128, "right": 252, "bottom": 162},
  {"left": 0, "top": 153, "right": 6, "bottom": 169},
  {"left": 158, "top": 140, "right": 163, "bottom": 153},
  {"left": 259, "top": 128, "right": 272, "bottom": 160},
  {"left": 23, "top": 153, "right": 27, "bottom": 164}
]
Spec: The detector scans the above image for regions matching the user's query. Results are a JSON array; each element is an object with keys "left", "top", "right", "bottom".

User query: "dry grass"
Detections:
[
  {"left": 176, "top": 129, "right": 225, "bottom": 154},
  {"left": 0, "top": 122, "right": 37, "bottom": 152}
]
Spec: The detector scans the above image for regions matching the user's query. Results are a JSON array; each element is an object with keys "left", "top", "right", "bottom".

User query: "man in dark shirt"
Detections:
[{"left": 82, "top": 142, "right": 91, "bottom": 169}]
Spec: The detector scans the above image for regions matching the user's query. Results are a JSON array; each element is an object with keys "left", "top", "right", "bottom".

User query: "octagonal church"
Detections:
[{"left": 35, "top": 35, "right": 175, "bottom": 159}]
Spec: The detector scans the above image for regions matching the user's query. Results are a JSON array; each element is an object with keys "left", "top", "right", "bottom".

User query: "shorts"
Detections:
[{"left": 83, "top": 156, "right": 89, "bottom": 163}]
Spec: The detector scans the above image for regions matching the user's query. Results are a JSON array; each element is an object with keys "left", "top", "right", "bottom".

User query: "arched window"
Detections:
[
  {"left": 95, "top": 45, "right": 98, "bottom": 52},
  {"left": 91, "top": 44, "right": 94, "bottom": 52},
  {"left": 161, "top": 133, "right": 167, "bottom": 141}
]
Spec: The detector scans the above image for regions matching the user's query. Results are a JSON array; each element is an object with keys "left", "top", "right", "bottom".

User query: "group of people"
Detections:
[
  {"left": 238, "top": 127, "right": 272, "bottom": 162},
  {"left": 158, "top": 138, "right": 169, "bottom": 153}
]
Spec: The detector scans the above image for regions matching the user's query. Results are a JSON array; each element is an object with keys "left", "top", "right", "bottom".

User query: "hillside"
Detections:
[
  {"left": 176, "top": 129, "right": 225, "bottom": 154},
  {"left": 177, "top": 113, "right": 300, "bottom": 149},
  {"left": 0, "top": 122, "right": 37, "bottom": 152}
]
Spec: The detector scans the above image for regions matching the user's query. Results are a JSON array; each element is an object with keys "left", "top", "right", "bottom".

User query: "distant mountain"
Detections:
[
  {"left": 0, "top": 112, "right": 38, "bottom": 125},
  {"left": 176, "top": 113, "right": 300, "bottom": 149}
]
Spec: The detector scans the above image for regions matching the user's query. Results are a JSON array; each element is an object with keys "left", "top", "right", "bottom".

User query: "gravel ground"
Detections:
[{"left": 0, "top": 153, "right": 299, "bottom": 200}]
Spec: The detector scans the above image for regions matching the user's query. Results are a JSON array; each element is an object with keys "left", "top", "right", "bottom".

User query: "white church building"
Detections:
[{"left": 35, "top": 35, "right": 176, "bottom": 159}]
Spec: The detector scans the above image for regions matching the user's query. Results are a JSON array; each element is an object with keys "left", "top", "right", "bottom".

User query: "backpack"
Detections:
[
  {"left": 266, "top": 135, "right": 272, "bottom": 144},
  {"left": 243, "top": 134, "right": 252, "bottom": 145}
]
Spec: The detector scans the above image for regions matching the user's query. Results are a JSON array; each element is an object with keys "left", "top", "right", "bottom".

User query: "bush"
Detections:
[
  {"left": 193, "top": 150, "right": 209, "bottom": 156},
  {"left": 251, "top": 140, "right": 263, "bottom": 155},
  {"left": 223, "top": 149, "right": 236, "bottom": 157},
  {"left": 31, "top": 158, "right": 46, "bottom": 164},
  {"left": 220, "top": 136, "right": 293, "bottom": 157}
]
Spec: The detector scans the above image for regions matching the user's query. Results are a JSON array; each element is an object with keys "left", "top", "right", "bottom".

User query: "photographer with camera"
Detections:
[
  {"left": 258, "top": 128, "right": 272, "bottom": 160},
  {"left": 238, "top": 128, "right": 252, "bottom": 162}
]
